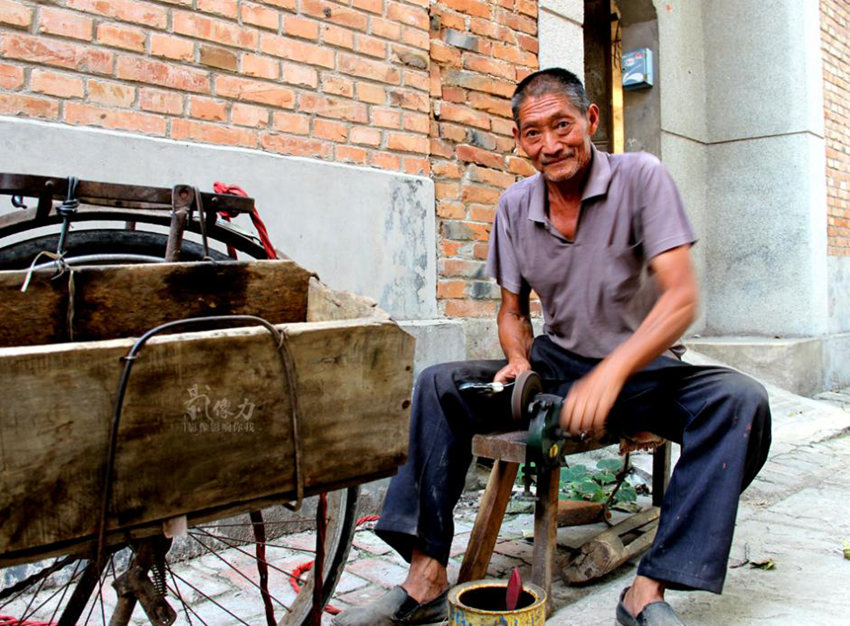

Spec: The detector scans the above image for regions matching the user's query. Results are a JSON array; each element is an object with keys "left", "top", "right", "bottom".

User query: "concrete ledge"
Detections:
[
  {"left": 685, "top": 336, "right": 823, "bottom": 396},
  {"left": 398, "top": 319, "right": 466, "bottom": 377}
]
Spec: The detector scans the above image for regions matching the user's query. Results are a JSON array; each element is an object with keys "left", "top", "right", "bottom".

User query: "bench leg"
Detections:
[
  {"left": 531, "top": 465, "right": 559, "bottom": 602},
  {"left": 458, "top": 459, "right": 519, "bottom": 583},
  {"left": 652, "top": 443, "right": 671, "bottom": 507}
]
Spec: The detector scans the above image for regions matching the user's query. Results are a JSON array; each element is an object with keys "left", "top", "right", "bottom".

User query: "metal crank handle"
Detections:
[{"left": 458, "top": 380, "right": 515, "bottom": 394}]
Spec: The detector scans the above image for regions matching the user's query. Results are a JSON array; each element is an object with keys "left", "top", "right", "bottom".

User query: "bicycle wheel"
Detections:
[
  {"left": 0, "top": 227, "right": 360, "bottom": 625},
  {"left": 0, "top": 489, "right": 359, "bottom": 625}
]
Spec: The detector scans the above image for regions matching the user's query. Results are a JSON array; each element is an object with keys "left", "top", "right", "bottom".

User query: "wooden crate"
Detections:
[{"left": 0, "top": 260, "right": 414, "bottom": 565}]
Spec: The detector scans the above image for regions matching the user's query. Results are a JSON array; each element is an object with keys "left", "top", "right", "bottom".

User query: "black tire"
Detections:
[{"left": 0, "top": 229, "right": 232, "bottom": 270}]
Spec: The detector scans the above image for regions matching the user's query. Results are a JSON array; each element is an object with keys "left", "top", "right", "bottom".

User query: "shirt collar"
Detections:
[{"left": 527, "top": 144, "right": 612, "bottom": 224}]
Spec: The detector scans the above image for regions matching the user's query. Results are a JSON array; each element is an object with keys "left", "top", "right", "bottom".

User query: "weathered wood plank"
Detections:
[
  {"left": 0, "top": 317, "right": 414, "bottom": 562},
  {"left": 0, "top": 260, "right": 311, "bottom": 347},
  {"left": 306, "top": 277, "right": 387, "bottom": 322}
]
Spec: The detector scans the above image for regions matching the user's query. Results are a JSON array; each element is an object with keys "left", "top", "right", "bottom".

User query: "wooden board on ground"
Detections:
[
  {"left": 560, "top": 506, "right": 660, "bottom": 584},
  {"left": 0, "top": 260, "right": 414, "bottom": 566}
]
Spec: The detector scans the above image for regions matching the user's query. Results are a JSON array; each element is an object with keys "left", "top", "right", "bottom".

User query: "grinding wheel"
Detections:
[{"left": 511, "top": 370, "right": 542, "bottom": 421}]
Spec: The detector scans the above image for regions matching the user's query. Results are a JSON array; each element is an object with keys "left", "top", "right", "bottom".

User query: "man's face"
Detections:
[{"left": 513, "top": 93, "right": 600, "bottom": 184}]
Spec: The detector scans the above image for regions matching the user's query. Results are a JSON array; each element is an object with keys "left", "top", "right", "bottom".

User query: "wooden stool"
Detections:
[{"left": 457, "top": 430, "right": 671, "bottom": 600}]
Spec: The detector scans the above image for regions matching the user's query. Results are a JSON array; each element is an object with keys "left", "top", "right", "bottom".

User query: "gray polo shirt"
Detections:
[{"left": 485, "top": 146, "right": 696, "bottom": 359}]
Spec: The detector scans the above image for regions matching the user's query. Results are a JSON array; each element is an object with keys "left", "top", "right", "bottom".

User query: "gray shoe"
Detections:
[
  {"left": 332, "top": 585, "right": 449, "bottom": 626},
  {"left": 616, "top": 587, "right": 686, "bottom": 626}
]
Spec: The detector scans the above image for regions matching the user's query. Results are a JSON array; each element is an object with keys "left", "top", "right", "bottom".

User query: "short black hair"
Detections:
[{"left": 511, "top": 68, "right": 590, "bottom": 126}]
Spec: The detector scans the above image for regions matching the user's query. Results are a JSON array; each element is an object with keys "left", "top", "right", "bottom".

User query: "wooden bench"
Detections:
[{"left": 457, "top": 430, "right": 671, "bottom": 600}]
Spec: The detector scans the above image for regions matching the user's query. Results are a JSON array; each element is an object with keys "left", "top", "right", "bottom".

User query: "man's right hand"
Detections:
[{"left": 493, "top": 359, "right": 531, "bottom": 384}]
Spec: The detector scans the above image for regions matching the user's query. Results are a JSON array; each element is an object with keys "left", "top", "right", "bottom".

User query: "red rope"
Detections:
[{"left": 212, "top": 181, "right": 278, "bottom": 260}]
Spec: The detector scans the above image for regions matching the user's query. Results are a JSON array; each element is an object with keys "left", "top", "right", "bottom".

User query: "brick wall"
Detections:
[
  {"left": 821, "top": 0, "right": 850, "bottom": 257},
  {"left": 0, "top": 0, "right": 540, "bottom": 317},
  {"left": 429, "top": 0, "right": 538, "bottom": 317},
  {"left": 0, "top": 0, "right": 432, "bottom": 175}
]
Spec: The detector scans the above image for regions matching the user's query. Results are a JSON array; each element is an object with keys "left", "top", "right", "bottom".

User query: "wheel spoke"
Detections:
[{"left": 166, "top": 566, "right": 250, "bottom": 626}]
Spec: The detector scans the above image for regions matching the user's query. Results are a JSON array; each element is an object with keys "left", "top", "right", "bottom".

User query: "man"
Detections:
[{"left": 335, "top": 68, "right": 771, "bottom": 626}]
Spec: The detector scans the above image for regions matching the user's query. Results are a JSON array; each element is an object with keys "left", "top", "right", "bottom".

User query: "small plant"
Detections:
[{"left": 559, "top": 458, "right": 638, "bottom": 506}]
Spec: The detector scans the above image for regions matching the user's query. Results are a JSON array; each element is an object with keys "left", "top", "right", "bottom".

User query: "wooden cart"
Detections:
[{"left": 0, "top": 176, "right": 415, "bottom": 625}]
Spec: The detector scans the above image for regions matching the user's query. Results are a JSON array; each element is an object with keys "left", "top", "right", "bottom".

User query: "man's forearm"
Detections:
[{"left": 498, "top": 308, "right": 534, "bottom": 365}]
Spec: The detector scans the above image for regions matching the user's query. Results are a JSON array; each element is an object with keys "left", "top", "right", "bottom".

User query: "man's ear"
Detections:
[{"left": 586, "top": 103, "right": 600, "bottom": 136}]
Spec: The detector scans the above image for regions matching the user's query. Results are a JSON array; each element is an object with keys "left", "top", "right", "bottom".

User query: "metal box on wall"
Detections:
[{"left": 622, "top": 48, "right": 654, "bottom": 90}]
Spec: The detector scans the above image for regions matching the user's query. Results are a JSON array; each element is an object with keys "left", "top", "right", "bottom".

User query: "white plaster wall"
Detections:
[
  {"left": 0, "top": 118, "right": 437, "bottom": 321},
  {"left": 538, "top": 0, "right": 584, "bottom": 79}
]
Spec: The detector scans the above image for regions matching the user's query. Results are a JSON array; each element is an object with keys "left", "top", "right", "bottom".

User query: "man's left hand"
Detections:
[{"left": 559, "top": 359, "right": 627, "bottom": 438}]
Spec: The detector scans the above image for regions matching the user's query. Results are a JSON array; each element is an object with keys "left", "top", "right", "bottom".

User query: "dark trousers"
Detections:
[{"left": 375, "top": 335, "right": 771, "bottom": 594}]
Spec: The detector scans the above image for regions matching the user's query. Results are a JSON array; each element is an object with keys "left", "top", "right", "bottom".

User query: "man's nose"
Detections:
[{"left": 541, "top": 130, "right": 561, "bottom": 155}]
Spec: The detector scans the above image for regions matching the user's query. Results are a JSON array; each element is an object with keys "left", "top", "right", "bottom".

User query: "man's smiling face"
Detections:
[{"left": 513, "top": 93, "right": 600, "bottom": 184}]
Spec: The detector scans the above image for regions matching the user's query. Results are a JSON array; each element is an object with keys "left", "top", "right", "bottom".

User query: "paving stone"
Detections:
[
  {"left": 346, "top": 556, "right": 408, "bottom": 587},
  {"left": 351, "top": 529, "right": 393, "bottom": 555}
]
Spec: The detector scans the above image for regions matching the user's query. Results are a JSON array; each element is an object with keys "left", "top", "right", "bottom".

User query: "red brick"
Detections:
[
  {"left": 431, "top": 41, "right": 462, "bottom": 67},
  {"left": 435, "top": 181, "right": 459, "bottom": 200},
  {"left": 386, "top": 1, "right": 428, "bottom": 30},
  {"left": 352, "top": 81, "right": 383, "bottom": 104},
  {"left": 462, "top": 184, "right": 500, "bottom": 204},
  {"left": 0, "top": 92, "right": 58, "bottom": 118},
  {"left": 371, "top": 107, "right": 402, "bottom": 129},
  {"left": 241, "top": 1, "right": 280, "bottom": 30},
  {"left": 339, "top": 53, "right": 402, "bottom": 84},
  {"left": 260, "top": 132, "right": 334, "bottom": 158},
  {"left": 433, "top": 7, "right": 465, "bottom": 30},
  {"left": 350, "top": 125, "right": 382, "bottom": 146},
  {"left": 368, "top": 151, "right": 402, "bottom": 170},
  {"left": 335, "top": 145, "right": 368, "bottom": 164},
  {"left": 172, "top": 118, "right": 257, "bottom": 147},
  {"left": 66, "top": 0, "right": 167, "bottom": 30},
  {"left": 499, "top": 11, "right": 537, "bottom": 36},
  {"left": 1, "top": 34, "right": 112, "bottom": 74},
  {"left": 444, "top": 299, "right": 496, "bottom": 317},
  {"left": 404, "top": 69, "right": 429, "bottom": 92},
  {"left": 282, "top": 62, "right": 318, "bottom": 88},
  {"left": 440, "top": 239, "right": 465, "bottom": 257},
  {"left": 322, "top": 24, "right": 355, "bottom": 49},
  {"left": 313, "top": 118, "right": 348, "bottom": 142},
  {"left": 242, "top": 54, "right": 279, "bottom": 79},
  {"left": 261, "top": 35, "right": 335, "bottom": 68},
  {"left": 216, "top": 75, "right": 294, "bottom": 107},
  {"left": 189, "top": 95, "right": 228, "bottom": 121},
  {"left": 517, "top": 0, "right": 537, "bottom": 18},
  {"left": 492, "top": 116, "right": 516, "bottom": 136},
  {"left": 432, "top": 160, "right": 462, "bottom": 178},
  {"left": 389, "top": 89, "right": 429, "bottom": 112},
  {"left": 118, "top": 57, "right": 209, "bottom": 92},
  {"left": 437, "top": 279, "right": 466, "bottom": 298},
  {"left": 442, "top": 0, "right": 490, "bottom": 18},
  {"left": 0, "top": 0, "right": 32, "bottom": 28},
  {"left": 468, "top": 164, "right": 517, "bottom": 188},
  {"left": 37, "top": 7, "right": 92, "bottom": 41},
  {"left": 262, "top": 0, "right": 297, "bottom": 10},
  {"left": 272, "top": 111, "right": 310, "bottom": 134},
  {"left": 173, "top": 11, "right": 258, "bottom": 49},
  {"left": 65, "top": 102, "right": 166, "bottom": 135},
  {"left": 507, "top": 155, "right": 536, "bottom": 176},
  {"left": 457, "top": 144, "right": 504, "bottom": 169},
  {"left": 150, "top": 34, "right": 195, "bottom": 62},
  {"left": 352, "top": 0, "right": 383, "bottom": 14},
  {"left": 322, "top": 73, "right": 355, "bottom": 97},
  {"left": 284, "top": 15, "right": 320, "bottom": 40},
  {"left": 516, "top": 33, "right": 538, "bottom": 54},
  {"left": 438, "top": 122, "right": 466, "bottom": 142},
  {"left": 430, "top": 137, "right": 454, "bottom": 158},
  {"left": 88, "top": 79, "right": 135, "bottom": 107},
  {"left": 197, "top": 0, "right": 238, "bottom": 19},
  {"left": 371, "top": 17, "right": 402, "bottom": 40},
  {"left": 403, "top": 111, "right": 430, "bottom": 134},
  {"left": 386, "top": 131, "right": 428, "bottom": 153},
  {"left": 96, "top": 22, "right": 146, "bottom": 52},
  {"left": 357, "top": 34, "right": 387, "bottom": 58},
  {"left": 302, "top": 0, "right": 369, "bottom": 31},
  {"left": 443, "top": 68, "right": 514, "bottom": 97},
  {"left": 402, "top": 27, "right": 429, "bottom": 50},
  {"left": 439, "top": 102, "right": 490, "bottom": 130},
  {"left": 232, "top": 102, "right": 269, "bottom": 127},
  {"left": 30, "top": 69, "right": 83, "bottom": 98},
  {"left": 472, "top": 242, "right": 489, "bottom": 260},
  {"left": 469, "top": 91, "right": 512, "bottom": 118},
  {"left": 298, "top": 92, "right": 368, "bottom": 123},
  {"left": 0, "top": 62, "right": 23, "bottom": 89},
  {"left": 463, "top": 54, "right": 515, "bottom": 80},
  {"left": 437, "top": 201, "right": 465, "bottom": 218},
  {"left": 200, "top": 44, "right": 239, "bottom": 71},
  {"left": 139, "top": 87, "right": 183, "bottom": 114}
]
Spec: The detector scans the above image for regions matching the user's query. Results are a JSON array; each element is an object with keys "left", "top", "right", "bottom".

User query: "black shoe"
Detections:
[
  {"left": 333, "top": 585, "right": 449, "bottom": 626},
  {"left": 616, "top": 587, "right": 686, "bottom": 626}
]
